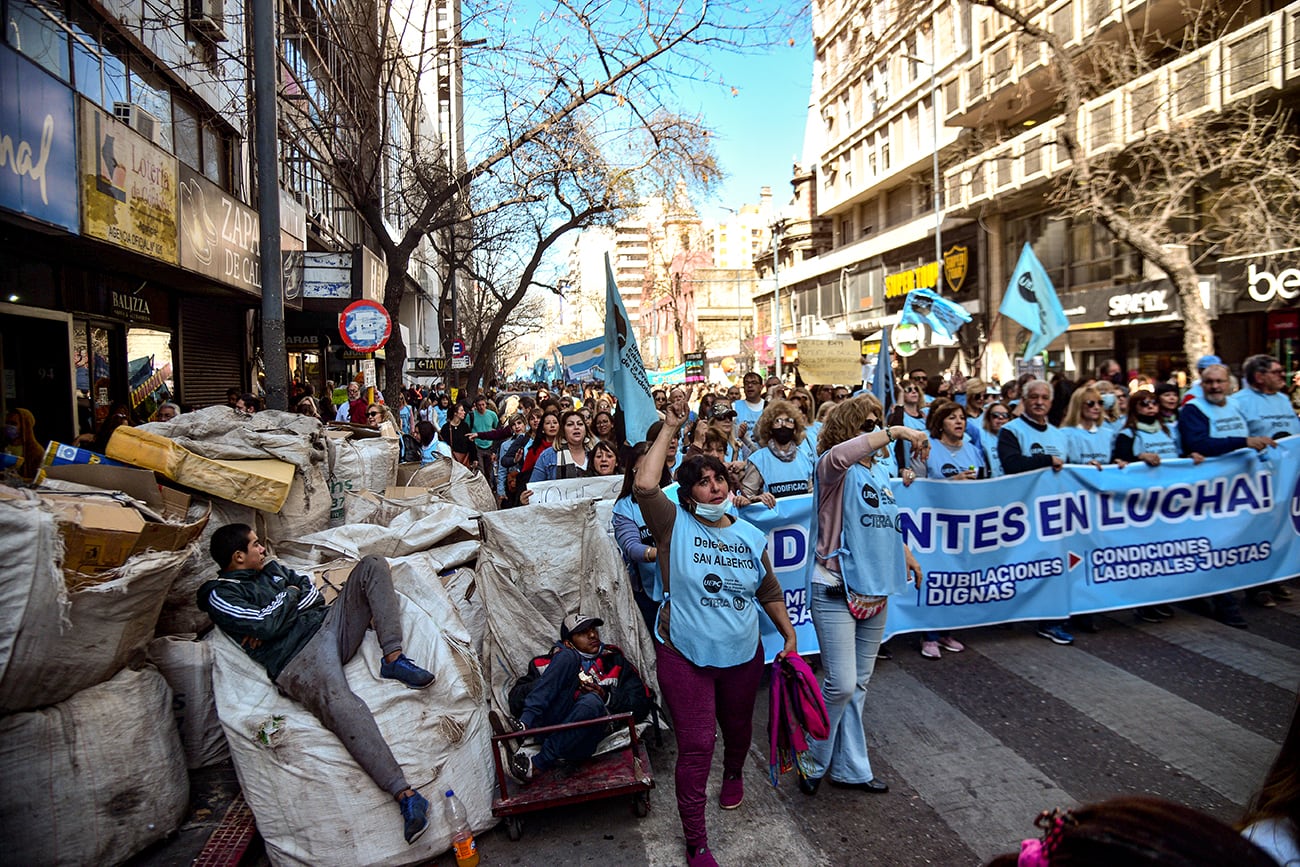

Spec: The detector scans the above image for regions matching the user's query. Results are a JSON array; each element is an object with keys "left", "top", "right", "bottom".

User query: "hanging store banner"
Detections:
[
  {"left": 79, "top": 98, "right": 177, "bottom": 263},
  {"left": 881, "top": 439, "right": 1300, "bottom": 639},
  {"left": 303, "top": 251, "right": 352, "bottom": 299},
  {"left": 0, "top": 44, "right": 79, "bottom": 232},
  {"left": 684, "top": 351, "right": 707, "bottom": 384},
  {"left": 177, "top": 164, "right": 261, "bottom": 296}
]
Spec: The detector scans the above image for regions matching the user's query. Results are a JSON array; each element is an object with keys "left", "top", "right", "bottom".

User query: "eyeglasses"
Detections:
[
  {"left": 1137, "top": 398, "right": 1158, "bottom": 406},
  {"left": 1083, "top": 400, "right": 1100, "bottom": 408},
  {"left": 902, "top": 386, "right": 920, "bottom": 394},
  {"left": 771, "top": 417, "right": 797, "bottom": 428},
  {"left": 367, "top": 411, "right": 382, "bottom": 418},
  {"left": 1266, "top": 367, "right": 1284, "bottom": 375},
  {"left": 910, "top": 375, "right": 928, "bottom": 382},
  {"left": 860, "top": 419, "right": 880, "bottom": 432},
  {"left": 990, "top": 412, "right": 1010, "bottom": 420},
  {"left": 969, "top": 392, "right": 986, "bottom": 399}
]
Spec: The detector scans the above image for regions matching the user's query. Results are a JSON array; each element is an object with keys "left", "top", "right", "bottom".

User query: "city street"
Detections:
[{"left": 469, "top": 598, "right": 1299, "bottom": 866}]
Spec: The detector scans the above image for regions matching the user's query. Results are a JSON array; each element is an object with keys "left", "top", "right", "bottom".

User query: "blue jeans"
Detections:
[
  {"left": 805, "top": 583, "right": 886, "bottom": 784},
  {"left": 520, "top": 648, "right": 608, "bottom": 770}
]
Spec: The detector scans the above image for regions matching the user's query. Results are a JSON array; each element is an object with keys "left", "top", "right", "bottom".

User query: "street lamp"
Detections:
[
  {"left": 903, "top": 53, "right": 943, "bottom": 285},
  {"left": 771, "top": 219, "right": 786, "bottom": 379}
]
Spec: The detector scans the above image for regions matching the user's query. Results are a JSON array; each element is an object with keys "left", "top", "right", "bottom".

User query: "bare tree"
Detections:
[
  {"left": 275, "top": 0, "right": 789, "bottom": 398},
  {"left": 967, "top": 0, "right": 1300, "bottom": 363}
]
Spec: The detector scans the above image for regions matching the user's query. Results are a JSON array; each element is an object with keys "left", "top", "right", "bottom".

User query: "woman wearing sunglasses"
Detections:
[
  {"left": 885, "top": 380, "right": 929, "bottom": 469},
  {"left": 1061, "top": 386, "right": 1118, "bottom": 468},
  {"left": 981, "top": 401, "right": 1011, "bottom": 477},
  {"left": 801, "top": 395, "right": 929, "bottom": 797}
]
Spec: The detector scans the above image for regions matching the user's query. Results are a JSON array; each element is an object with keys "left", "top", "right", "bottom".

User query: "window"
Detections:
[
  {"left": 1089, "top": 100, "right": 1115, "bottom": 150},
  {"left": 1023, "top": 137, "right": 1042, "bottom": 175},
  {"left": 173, "top": 96, "right": 202, "bottom": 170},
  {"left": 1051, "top": 1, "right": 1075, "bottom": 46},
  {"left": 7, "top": 0, "right": 70, "bottom": 80},
  {"left": 885, "top": 184, "right": 913, "bottom": 226},
  {"left": 1128, "top": 79, "right": 1159, "bottom": 134},
  {"left": 1224, "top": 27, "right": 1271, "bottom": 96}
]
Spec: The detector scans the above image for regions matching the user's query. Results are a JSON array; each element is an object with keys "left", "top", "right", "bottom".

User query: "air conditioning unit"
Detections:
[
  {"left": 188, "top": 0, "right": 228, "bottom": 42},
  {"left": 113, "top": 102, "right": 164, "bottom": 146}
]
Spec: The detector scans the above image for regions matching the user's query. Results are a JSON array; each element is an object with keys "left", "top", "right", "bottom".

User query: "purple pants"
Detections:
[{"left": 655, "top": 640, "right": 765, "bottom": 849}]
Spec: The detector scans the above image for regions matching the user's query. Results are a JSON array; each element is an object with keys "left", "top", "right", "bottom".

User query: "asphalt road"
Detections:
[
  {"left": 472, "top": 596, "right": 1299, "bottom": 867},
  {"left": 131, "top": 595, "right": 1299, "bottom": 867}
]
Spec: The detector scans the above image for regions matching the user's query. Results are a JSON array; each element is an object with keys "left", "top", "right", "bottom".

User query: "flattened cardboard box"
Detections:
[
  {"left": 105, "top": 426, "right": 294, "bottom": 512},
  {"left": 41, "top": 465, "right": 210, "bottom": 573}
]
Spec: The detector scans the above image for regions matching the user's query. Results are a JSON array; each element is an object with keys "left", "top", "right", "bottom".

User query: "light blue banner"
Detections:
[
  {"left": 899, "top": 288, "right": 972, "bottom": 341},
  {"left": 603, "top": 254, "right": 659, "bottom": 442},
  {"left": 740, "top": 494, "right": 820, "bottom": 661},
  {"left": 881, "top": 439, "right": 1300, "bottom": 639}
]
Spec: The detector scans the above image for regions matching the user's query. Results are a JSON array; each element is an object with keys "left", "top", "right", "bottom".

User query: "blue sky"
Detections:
[{"left": 680, "top": 40, "right": 814, "bottom": 221}]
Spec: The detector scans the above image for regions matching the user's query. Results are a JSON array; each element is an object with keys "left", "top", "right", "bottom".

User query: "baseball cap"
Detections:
[
  {"left": 560, "top": 613, "right": 604, "bottom": 641},
  {"left": 710, "top": 405, "right": 738, "bottom": 420},
  {"left": 1196, "top": 354, "right": 1222, "bottom": 370}
]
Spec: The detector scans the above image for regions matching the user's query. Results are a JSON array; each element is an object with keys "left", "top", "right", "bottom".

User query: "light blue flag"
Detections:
[
  {"left": 603, "top": 254, "right": 660, "bottom": 442},
  {"left": 999, "top": 244, "right": 1069, "bottom": 358},
  {"left": 871, "top": 326, "right": 895, "bottom": 411},
  {"left": 899, "top": 288, "right": 973, "bottom": 341}
]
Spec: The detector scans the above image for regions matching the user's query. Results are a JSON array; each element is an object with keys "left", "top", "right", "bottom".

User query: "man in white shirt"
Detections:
[{"left": 733, "top": 372, "right": 766, "bottom": 427}]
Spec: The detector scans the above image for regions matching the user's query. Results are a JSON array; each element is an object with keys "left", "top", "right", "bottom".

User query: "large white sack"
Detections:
[
  {"left": 0, "top": 666, "right": 189, "bottom": 866},
  {"left": 405, "top": 456, "right": 498, "bottom": 513},
  {"left": 440, "top": 567, "right": 485, "bottom": 659},
  {"left": 275, "top": 499, "right": 480, "bottom": 564},
  {"left": 155, "top": 497, "right": 257, "bottom": 636},
  {"left": 148, "top": 634, "right": 229, "bottom": 769},
  {"left": 0, "top": 511, "right": 193, "bottom": 713},
  {"left": 139, "top": 406, "right": 326, "bottom": 480},
  {"left": 210, "top": 554, "right": 494, "bottom": 867},
  {"left": 327, "top": 436, "right": 400, "bottom": 526},
  {"left": 476, "top": 500, "right": 657, "bottom": 712},
  {"left": 0, "top": 498, "right": 66, "bottom": 703},
  {"left": 261, "top": 464, "right": 331, "bottom": 546}
]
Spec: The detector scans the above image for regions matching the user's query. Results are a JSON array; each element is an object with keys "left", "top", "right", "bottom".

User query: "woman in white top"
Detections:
[{"left": 1241, "top": 699, "right": 1300, "bottom": 866}]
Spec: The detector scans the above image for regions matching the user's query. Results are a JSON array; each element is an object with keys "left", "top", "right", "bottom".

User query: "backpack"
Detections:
[
  {"left": 507, "top": 649, "right": 561, "bottom": 718},
  {"left": 399, "top": 433, "right": 422, "bottom": 463}
]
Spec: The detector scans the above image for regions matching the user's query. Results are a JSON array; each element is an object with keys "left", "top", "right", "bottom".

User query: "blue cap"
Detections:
[{"left": 1196, "top": 354, "right": 1222, "bottom": 370}]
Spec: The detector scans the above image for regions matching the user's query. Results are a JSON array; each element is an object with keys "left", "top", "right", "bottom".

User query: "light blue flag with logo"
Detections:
[
  {"left": 899, "top": 288, "right": 972, "bottom": 341},
  {"left": 603, "top": 254, "right": 660, "bottom": 442},
  {"left": 871, "top": 326, "right": 895, "bottom": 411},
  {"left": 999, "top": 243, "right": 1069, "bottom": 358}
]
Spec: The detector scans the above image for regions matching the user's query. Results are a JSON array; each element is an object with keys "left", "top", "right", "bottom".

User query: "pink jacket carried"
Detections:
[{"left": 768, "top": 653, "right": 830, "bottom": 786}]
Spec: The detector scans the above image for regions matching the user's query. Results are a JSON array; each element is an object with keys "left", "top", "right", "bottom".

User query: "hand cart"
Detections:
[{"left": 490, "top": 711, "right": 655, "bottom": 841}]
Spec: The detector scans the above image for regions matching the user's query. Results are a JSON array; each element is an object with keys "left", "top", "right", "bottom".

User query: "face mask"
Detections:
[
  {"left": 693, "top": 495, "right": 732, "bottom": 522},
  {"left": 770, "top": 427, "right": 795, "bottom": 445},
  {"left": 1100, "top": 393, "right": 1117, "bottom": 410},
  {"left": 4, "top": 425, "right": 17, "bottom": 442}
]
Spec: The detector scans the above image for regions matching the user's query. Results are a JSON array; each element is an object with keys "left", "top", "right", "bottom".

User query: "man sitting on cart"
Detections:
[{"left": 496, "top": 612, "right": 652, "bottom": 783}]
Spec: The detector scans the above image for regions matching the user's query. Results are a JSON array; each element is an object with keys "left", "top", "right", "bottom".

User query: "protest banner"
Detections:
[
  {"left": 739, "top": 494, "right": 820, "bottom": 661},
  {"left": 527, "top": 475, "right": 622, "bottom": 528}
]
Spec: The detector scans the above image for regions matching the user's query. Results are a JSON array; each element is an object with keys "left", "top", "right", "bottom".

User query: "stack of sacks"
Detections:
[
  {"left": 0, "top": 497, "right": 190, "bottom": 864},
  {"left": 209, "top": 552, "right": 494, "bottom": 867}
]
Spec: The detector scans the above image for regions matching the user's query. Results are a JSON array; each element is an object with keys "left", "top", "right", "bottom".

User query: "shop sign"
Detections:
[
  {"left": 358, "top": 245, "right": 387, "bottom": 303},
  {"left": 67, "top": 277, "right": 171, "bottom": 327},
  {"left": 177, "top": 164, "right": 260, "bottom": 296},
  {"left": 1218, "top": 251, "right": 1300, "bottom": 312},
  {"left": 304, "top": 251, "right": 352, "bottom": 299},
  {"left": 0, "top": 44, "right": 79, "bottom": 233},
  {"left": 884, "top": 242, "right": 978, "bottom": 312},
  {"left": 1268, "top": 310, "right": 1299, "bottom": 339},
  {"left": 79, "top": 98, "right": 178, "bottom": 263},
  {"left": 407, "top": 357, "right": 448, "bottom": 375},
  {"left": 286, "top": 334, "right": 319, "bottom": 349},
  {"left": 1058, "top": 280, "right": 1181, "bottom": 328}
]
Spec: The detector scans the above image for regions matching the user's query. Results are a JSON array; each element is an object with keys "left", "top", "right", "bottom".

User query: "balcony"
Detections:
[{"left": 943, "top": 0, "right": 1300, "bottom": 212}]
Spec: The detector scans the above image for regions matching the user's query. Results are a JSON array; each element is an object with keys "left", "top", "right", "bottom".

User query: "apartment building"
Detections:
[
  {"left": 943, "top": 0, "right": 1300, "bottom": 379},
  {"left": 781, "top": 0, "right": 1300, "bottom": 385},
  {"left": 0, "top": 0, "right": 455, "bottom": 444}
]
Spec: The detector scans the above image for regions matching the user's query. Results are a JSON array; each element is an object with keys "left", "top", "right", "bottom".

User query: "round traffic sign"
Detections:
[
  {"left": 451, "top": 338, "right": 466, "bottom": 358},
  {"left": 339, "top": 300, "right": 391, "bottom": 353}
]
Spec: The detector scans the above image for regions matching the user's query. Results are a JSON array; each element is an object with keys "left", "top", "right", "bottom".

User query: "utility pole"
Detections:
[
  {"left": 771, "top": 220, "right": 785, "bottom": 379},
  {"left": 904, "top": 53, "right": 943, "bottom": 285},
  {"left": 253, "top": 0, "right": 286, "bottom": 409}
]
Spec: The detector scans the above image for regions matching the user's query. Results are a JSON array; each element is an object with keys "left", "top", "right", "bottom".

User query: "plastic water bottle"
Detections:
[{"left": 444, "top": 789, "right": 479, "bottom": 866}]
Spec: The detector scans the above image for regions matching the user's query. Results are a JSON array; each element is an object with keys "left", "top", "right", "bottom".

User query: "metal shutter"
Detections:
[{"left": 178, "top": 297, "right": 248, "bottom": 409}]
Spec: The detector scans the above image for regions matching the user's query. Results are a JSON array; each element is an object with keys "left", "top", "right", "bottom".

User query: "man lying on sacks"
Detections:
[
  {"left": 493, "top": 612, "right": 652, "bottom": 783},
  {"left": 200, "top": 523, "right": 437, "bottom": 844}
]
